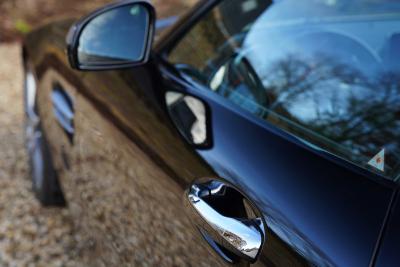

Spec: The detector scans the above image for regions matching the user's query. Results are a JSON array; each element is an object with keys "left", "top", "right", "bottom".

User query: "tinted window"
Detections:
[{"left": 168, "top": 0, "right": 400, "bottom": 181}]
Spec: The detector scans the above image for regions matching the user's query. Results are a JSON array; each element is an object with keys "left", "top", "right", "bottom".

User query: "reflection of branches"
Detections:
[
  {"left": 207, "top": 47, "right": 400, "bottom": 175},
  {"left": 256, "top": 53, "right": 400, "bottom": 175},
  {"left": 263, "top": 54, "right": 367, "bottom": 111}
]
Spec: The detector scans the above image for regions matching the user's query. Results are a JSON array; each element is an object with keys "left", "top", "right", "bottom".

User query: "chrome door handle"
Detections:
[
  {"left": 51, "top": 87, "right": 74, "bottom": 141},
  {"left": 185, "top": 180, "right": 265, "bottom": 263}
]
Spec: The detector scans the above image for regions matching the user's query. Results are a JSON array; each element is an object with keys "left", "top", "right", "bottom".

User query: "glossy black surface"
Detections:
[
  {"left": 375, "top": 192, "right": 400, "bottom": 267},
  {"left": 160, "top": 60, "right": 396, "bottom": 267},
  {"left": 22, "top": 0, "right": 400, "bottom": 266}
]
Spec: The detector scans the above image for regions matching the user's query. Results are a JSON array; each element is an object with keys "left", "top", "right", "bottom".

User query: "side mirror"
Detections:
[{"left": 67, "top": 0, "right": 155, "bottom": 71}]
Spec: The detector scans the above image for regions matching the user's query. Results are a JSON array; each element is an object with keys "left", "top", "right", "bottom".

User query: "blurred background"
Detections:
[
  {"left": 0, "top": 0, "right": 195, "bottom": 42},
  {"left": 0, "top": 0, "right": 194, "bottom": 266}
]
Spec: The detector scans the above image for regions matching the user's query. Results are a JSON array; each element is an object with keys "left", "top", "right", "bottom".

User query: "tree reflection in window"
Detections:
[{"left": 168, "top": 0, "right": 400, "bottom": 180}]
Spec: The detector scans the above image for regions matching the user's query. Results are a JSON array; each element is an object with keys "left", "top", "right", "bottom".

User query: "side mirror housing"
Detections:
[{"left": 67, "top": 0, "right": 155, "bottom": 71}]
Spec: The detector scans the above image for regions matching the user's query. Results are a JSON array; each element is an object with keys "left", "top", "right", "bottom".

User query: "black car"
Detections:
[{"left": 22, "top": 0, "right": 400, "bottom": 266}]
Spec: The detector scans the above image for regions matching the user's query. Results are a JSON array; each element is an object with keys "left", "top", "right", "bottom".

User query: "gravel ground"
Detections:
[
  {"left": 0, "top": 2, "right": 198, "bottom": 265},
  {"left": 0, "top": 44, "right": 84, "bottom": 267}
]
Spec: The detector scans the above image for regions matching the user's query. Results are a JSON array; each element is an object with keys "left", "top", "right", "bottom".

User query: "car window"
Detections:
[{"left": 167, "top": 0, "right": 400, "bottom": 181}]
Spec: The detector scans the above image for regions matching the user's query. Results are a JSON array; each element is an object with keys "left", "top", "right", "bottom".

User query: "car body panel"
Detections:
[
  {"left": 160, "top": 63, "right": 396, "bottom": 267},
  {"left": 22, "top": 2, "right": 399, "bottom": 266},
  {"left": 375, "top": 193, "right": 400, "bottom": 267},
  {"left": 24, "top": 20, "right": 229, "bottom": 267}
]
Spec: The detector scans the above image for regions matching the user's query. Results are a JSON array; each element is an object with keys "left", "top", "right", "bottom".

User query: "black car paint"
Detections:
[
  {"left": 374, "top": 192, "right": 400, "bottom": 267},
  {"left": 22, "top": 0, "right": 400, "bottom": 266}
]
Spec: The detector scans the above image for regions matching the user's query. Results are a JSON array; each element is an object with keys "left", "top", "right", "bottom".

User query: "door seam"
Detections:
[{"left": 368, "top": 188, "right": 399, "bottom": 267}]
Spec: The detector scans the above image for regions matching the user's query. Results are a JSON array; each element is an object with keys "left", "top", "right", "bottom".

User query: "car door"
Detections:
[
  {"left": 155, "top": 0, "right": 400, "bottom": 266},
  {"left": 30, "top": 0, "right": 400, "bottom": 266},
  {"left": 375, "top": 190, "right": 400, "bottom": 267}
]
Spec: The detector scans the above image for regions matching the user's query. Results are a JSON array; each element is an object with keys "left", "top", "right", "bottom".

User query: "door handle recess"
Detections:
[
  {"left": 51, "top": 87, "right": 74, "bottom": 141},
  {"left": 185, "top": 180, "right": 265, "bottom": 263}
]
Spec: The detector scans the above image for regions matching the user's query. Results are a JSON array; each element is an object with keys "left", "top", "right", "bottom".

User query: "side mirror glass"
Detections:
[{"left": 67, "top": 1, "right": 155, "bottom": 70}]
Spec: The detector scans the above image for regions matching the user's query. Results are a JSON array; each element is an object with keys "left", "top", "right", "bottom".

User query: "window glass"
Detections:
[{"left": 168, "top": 0, "right": 400, "bottom": 180}]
